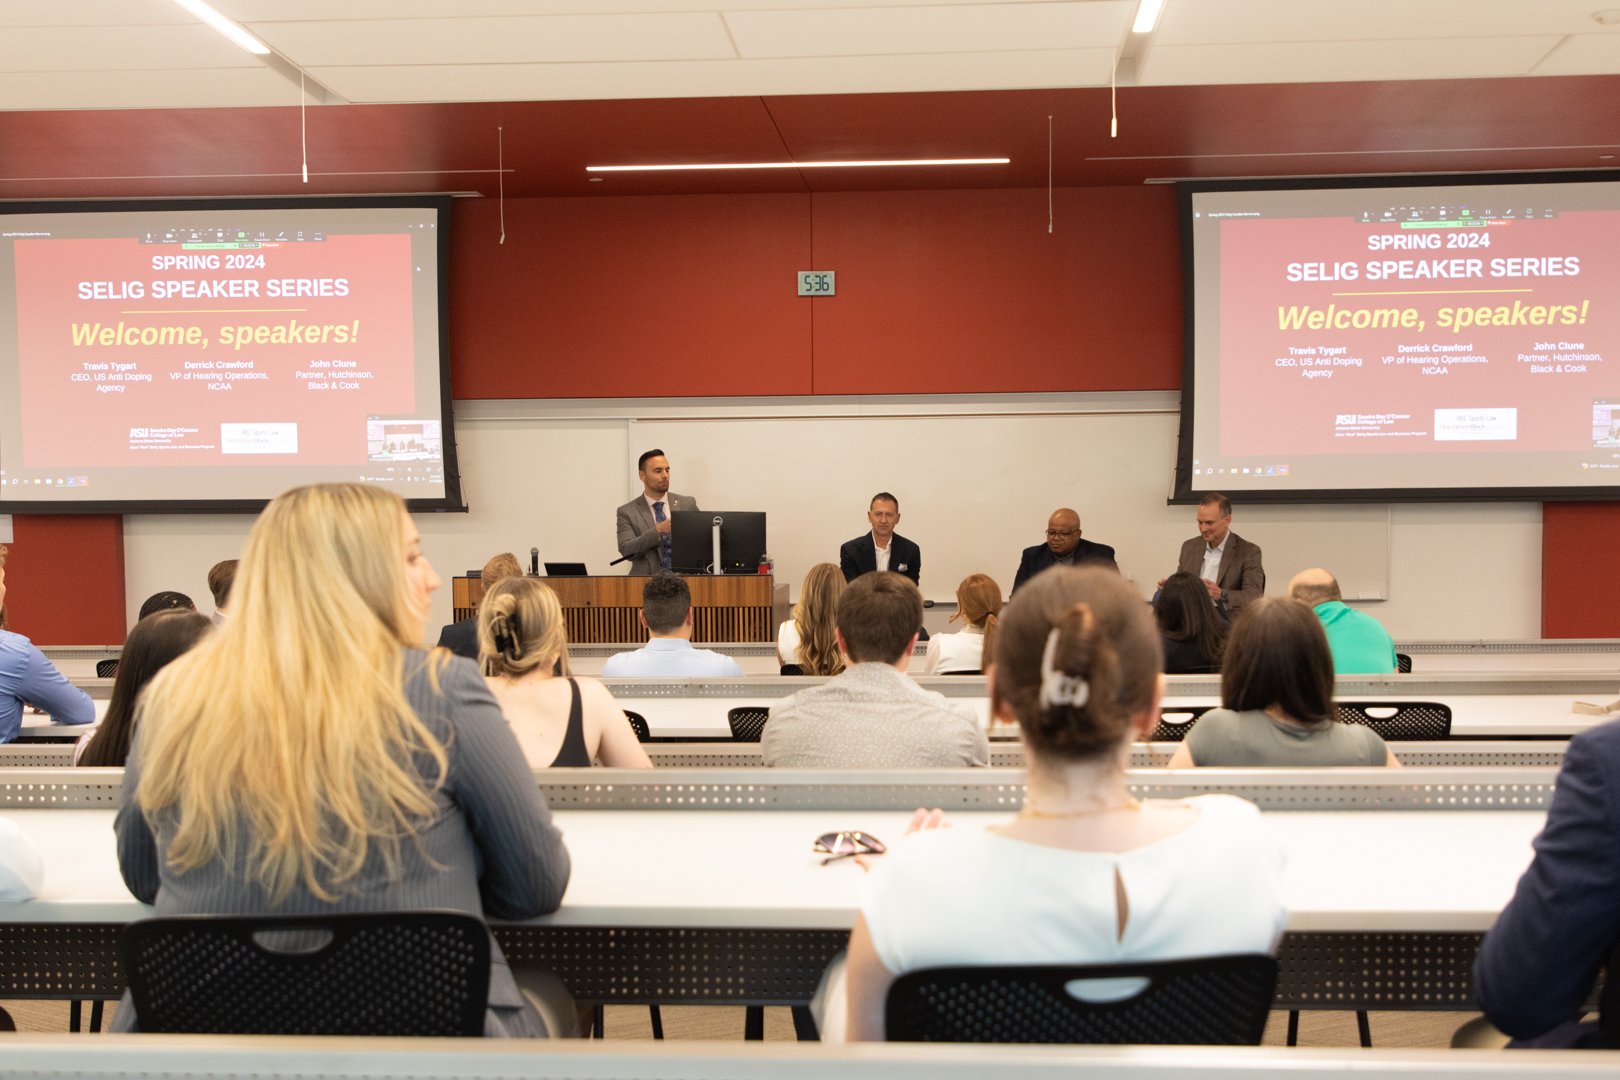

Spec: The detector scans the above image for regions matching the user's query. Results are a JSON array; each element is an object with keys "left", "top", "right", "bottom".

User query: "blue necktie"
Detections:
[{"left": 654, "top": 500, "right": 672, "bottom": 570}]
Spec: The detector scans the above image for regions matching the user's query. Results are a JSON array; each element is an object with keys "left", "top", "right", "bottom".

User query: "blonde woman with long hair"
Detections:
[
  {"left": 480, "top": 577, "right": 652, "bottom": 769},
  {"left": 114, "top": 484, "right": 575, "bottom": 1037},
  {"left": 919, "top": 574, "right": 1002, "bottom": 675},
  {"left": 778, "top": 563, "right": 847, "bottom": 676}
]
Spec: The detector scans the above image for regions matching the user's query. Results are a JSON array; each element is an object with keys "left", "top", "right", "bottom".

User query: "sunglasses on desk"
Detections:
[{"left": 814, "top": 831, "right": 886, "bottom": 865}]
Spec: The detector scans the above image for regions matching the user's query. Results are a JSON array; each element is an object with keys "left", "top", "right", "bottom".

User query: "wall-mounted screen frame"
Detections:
[
  {"left": 1174, "top": 170, "right": 1620, "bottom": 505},
  {"left": 0, "top": 194, "right": 464, "bottom": 514}
]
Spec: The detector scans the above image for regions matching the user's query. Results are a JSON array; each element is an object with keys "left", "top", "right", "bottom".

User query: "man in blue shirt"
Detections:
[
  {"left": 1287, "top": 568, "right": 1397, "bottom": 675},
  {"left": 0, "top": 547, "right": 96, "bottom": 742},
  {"left": 601, "top": 573, "right": 744, "bottom": 677}
]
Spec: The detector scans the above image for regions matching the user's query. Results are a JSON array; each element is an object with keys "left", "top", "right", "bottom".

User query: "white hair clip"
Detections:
[{"left": 1039, "top": 627, "right": 1090, "bottom": 710}]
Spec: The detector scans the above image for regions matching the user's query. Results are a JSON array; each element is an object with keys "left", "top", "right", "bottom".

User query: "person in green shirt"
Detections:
[{"left": 1287, "top": 568, "right": 1397, "bottom": 675}]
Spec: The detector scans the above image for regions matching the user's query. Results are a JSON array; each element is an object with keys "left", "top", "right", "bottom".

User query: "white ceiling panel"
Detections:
[
  {"left": 309, "top": 46, "right": 1116, "bottom": 103},
  {"left": 1144, "top": 35, "right": 1563, "bottom": 85},
  {"left": 245, "top": 12, "right": 737, "bottom": 66},
  {"left": 724, "top": 2, "right": 1132, "bottom": 59},
  {"left": 1533, "top": 32, "right": 1620, "bottom": 74},
  {"left": 218, "top": 0, "right": 1125, "bottom": 18},
  {"left": 0, "top": 0, "right": 193, "bottom": 28},
  {"left": 0, "top": 24, "right": 260, "bottom": 72},
  {"left": 1157, "top": 0, "right": 1620, "bottom": 46},
  {"left": 0, "top": 66, "right": 305, "bottom": 111}
]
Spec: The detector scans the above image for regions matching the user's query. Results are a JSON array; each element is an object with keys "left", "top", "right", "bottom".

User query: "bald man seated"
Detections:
[
  {"left": 1288, "top": 568, "right": 1398, "bottom": 675},
  {"left": 1012, "top": 509, "right": 1116, "bottom": 593}
]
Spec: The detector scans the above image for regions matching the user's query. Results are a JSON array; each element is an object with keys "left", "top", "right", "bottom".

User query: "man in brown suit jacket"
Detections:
[{"left": 1162, "top": 492, "right": 1265, "bottom": 616}]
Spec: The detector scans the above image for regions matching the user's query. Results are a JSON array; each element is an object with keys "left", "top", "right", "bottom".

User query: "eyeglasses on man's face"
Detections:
[{"left": 1046, "top": 528, "right": 1078, "bottom": 538}]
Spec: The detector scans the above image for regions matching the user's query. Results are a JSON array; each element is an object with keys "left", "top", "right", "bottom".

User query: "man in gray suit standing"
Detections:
[{"left": 615, "top": 449, "right": 701, "bottom": 575}]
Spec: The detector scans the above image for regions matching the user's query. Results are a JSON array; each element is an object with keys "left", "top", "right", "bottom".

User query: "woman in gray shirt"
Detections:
[
  {"left": 1168, "top": 597, "right": 1400, "bottom": 768},
  {"left": 114, "top": 484, "right": 572, "bottom": 1036}
]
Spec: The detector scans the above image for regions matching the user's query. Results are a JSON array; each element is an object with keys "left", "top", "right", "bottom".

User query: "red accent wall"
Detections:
[
  {"left": 1543, "top": 503, "right": 1620, "bottom": 638},
  {"left": 810, "top": 186, "right": 1181, "bottom": 394},
  {"left": 449, "top": 193, "right": 814, "bottom": 399},
  {"left": 4, "top": 515, "right": 126, "bottom": 645},
  {"left": 447, "top": 184, "right": 1181, "bottom": 398}
]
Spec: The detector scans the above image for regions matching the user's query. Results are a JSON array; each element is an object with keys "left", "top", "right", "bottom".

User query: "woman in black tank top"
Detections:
[
  {"left": 549, "top": 679, "right": 592, "bottom": 768},
  {"left": 476, "top": 577, "right": 653, "bottom": 770}
]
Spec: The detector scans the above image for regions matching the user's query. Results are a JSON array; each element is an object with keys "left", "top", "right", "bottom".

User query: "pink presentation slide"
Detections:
[
  {"left": 12, "top": 233, "right": 417, "bottom": 467},
  {"left": 1216, "top": 211, "right": 1614, "bottom": 456}
]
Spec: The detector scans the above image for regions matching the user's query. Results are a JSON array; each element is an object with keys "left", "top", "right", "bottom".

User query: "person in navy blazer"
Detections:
[
  {"left": 1012, "top": 509, "right": 1116, "bottom": 593},
  {"left": 840, "top": 492, "right": 920, "bottom": 587},
  {"left": 1473, "top": 717, "right": 1620, "bottom": 1048}
]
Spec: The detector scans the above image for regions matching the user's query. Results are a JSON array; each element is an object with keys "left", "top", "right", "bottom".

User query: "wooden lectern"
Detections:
[{"left": 451, "top": 575, "right": 785, "bottom": 644}]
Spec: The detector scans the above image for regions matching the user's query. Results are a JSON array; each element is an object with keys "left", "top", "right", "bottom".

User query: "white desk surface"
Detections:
[
  {"left": 614, "top": 692, "right": 1602, "bottom": 739},
  {"left": 0, "top": 806, "right": 1544, "bottom": 933},
  {"left": 1156, "top": 695, "right": 1613, "bottom": 738},
  {"left": 15, "top": 690, "right": 1603, "bottom": 738},
  {"left": 623, "top": 698, "right": 993, "bottom": 739}
]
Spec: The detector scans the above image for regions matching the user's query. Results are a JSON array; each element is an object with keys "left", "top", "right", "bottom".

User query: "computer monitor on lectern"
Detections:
[{"left": 670, "top": 511, "right": 767, "bottom": 574}]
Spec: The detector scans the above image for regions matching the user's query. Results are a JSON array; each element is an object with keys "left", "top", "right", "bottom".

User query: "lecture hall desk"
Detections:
[{"left": 0, "top": 766, "right": 1552, "bottom": 1016}]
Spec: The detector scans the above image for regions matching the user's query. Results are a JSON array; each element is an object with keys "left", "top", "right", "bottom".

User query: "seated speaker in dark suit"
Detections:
[
  {"left": 1159, "top": 492, "right": 1265, "bottom": 617},
  {"left": 840, "top": 492, "right": 920, "bottom": 587},
  {"left": 1012, "top": 508, "right": 1116, "bottom": 593},
  {"left": 436, "top": 551, "right": 523, "bottom": 660}
]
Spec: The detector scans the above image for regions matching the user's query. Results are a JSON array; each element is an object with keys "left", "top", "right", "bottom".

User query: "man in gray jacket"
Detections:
[
  {"left": 614, "top": 449, "right": 700, "bottom": 576},
  {"left": 761, "top": 572, "right": 987, "bottom": 768}
]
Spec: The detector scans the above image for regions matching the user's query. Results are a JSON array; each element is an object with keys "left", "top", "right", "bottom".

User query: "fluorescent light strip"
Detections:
[
  {"left": 1132, "top": 0, "right": 1166, "bottom": 33},
  {"left": 587, "top": 158, "right": 1010, "bottom": 172},
  {"left": 172, "top": 0, "right": 270, "bottom": 54}
]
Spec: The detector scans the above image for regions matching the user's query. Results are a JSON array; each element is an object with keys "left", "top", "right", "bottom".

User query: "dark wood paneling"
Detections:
[{"left": 453, "top": 575, "right": 775, "bottom": 643}]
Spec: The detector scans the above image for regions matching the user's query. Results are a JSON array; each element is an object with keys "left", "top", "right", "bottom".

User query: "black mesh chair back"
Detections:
[
  {"left": 886, "top": 955, "right": 1277, "bottom": 1044},
  {"left": 1396, "top": 652, "right": 1413, "bottom": 674},
  {"left": 121, "top": 911, "right": 490, "bottom": 1036},
  {"left": 1336, "top": 701, "right": 1451, "bottom": 740},
  {"left": 728, "top": 706, "right": 771, "bottom": 742},
  {"left": 779, "top": 664, "right": 805, "bottom": 676},
  {"left": 624, "top": 710, "right": 651, "bottom": 742},
  {"left": 1147, "top": 706, "right": 1213, "bottom": 742},
  {"left": 96, "top": 659, "right": 119, "bottom": 679}
]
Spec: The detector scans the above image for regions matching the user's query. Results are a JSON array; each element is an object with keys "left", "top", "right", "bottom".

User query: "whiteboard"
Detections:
[{"left": 631, "top": 413, "right": 1389, "bottom": 604}]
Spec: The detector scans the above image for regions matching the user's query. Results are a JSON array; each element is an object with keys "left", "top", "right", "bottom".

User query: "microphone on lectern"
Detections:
[{"left": 530, "top": 547, "right": 539, "bottom": 575}]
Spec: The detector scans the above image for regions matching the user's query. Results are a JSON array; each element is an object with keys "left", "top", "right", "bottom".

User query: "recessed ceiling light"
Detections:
[
  {"left": 586, "top": 158, "right": 1009, "bottom": 173},
  {"left": 1133, "top": 0, "right": 1167, "bottom": 33},
  {"left": 589, "top": 177, "right": 604, "bottom": 182},
  {"left": 172, "top": 0, "right": 270, "bottom": 54},
  {"left": 1594, "top": 8, "right": 1620, "bottom": 24}
]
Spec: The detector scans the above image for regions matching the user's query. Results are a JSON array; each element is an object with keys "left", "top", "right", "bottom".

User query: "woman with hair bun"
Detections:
[
  {"left": 480, "top": 577, "right": 652, "bottom": 770},
  {"left": 831, "top": 565, "right": 1288, "bottom": 1042}
]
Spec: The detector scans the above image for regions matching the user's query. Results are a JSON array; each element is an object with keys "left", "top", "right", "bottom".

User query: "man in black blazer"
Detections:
[
  {"left": 1013, "top": 508, "right": 1116, "bottom": 593},
  {"left": 436, "top": 551, "right": 523, "bottom": 660},
  {"left": 840, "top": 492, "right": 920, "bottom": 587}
]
